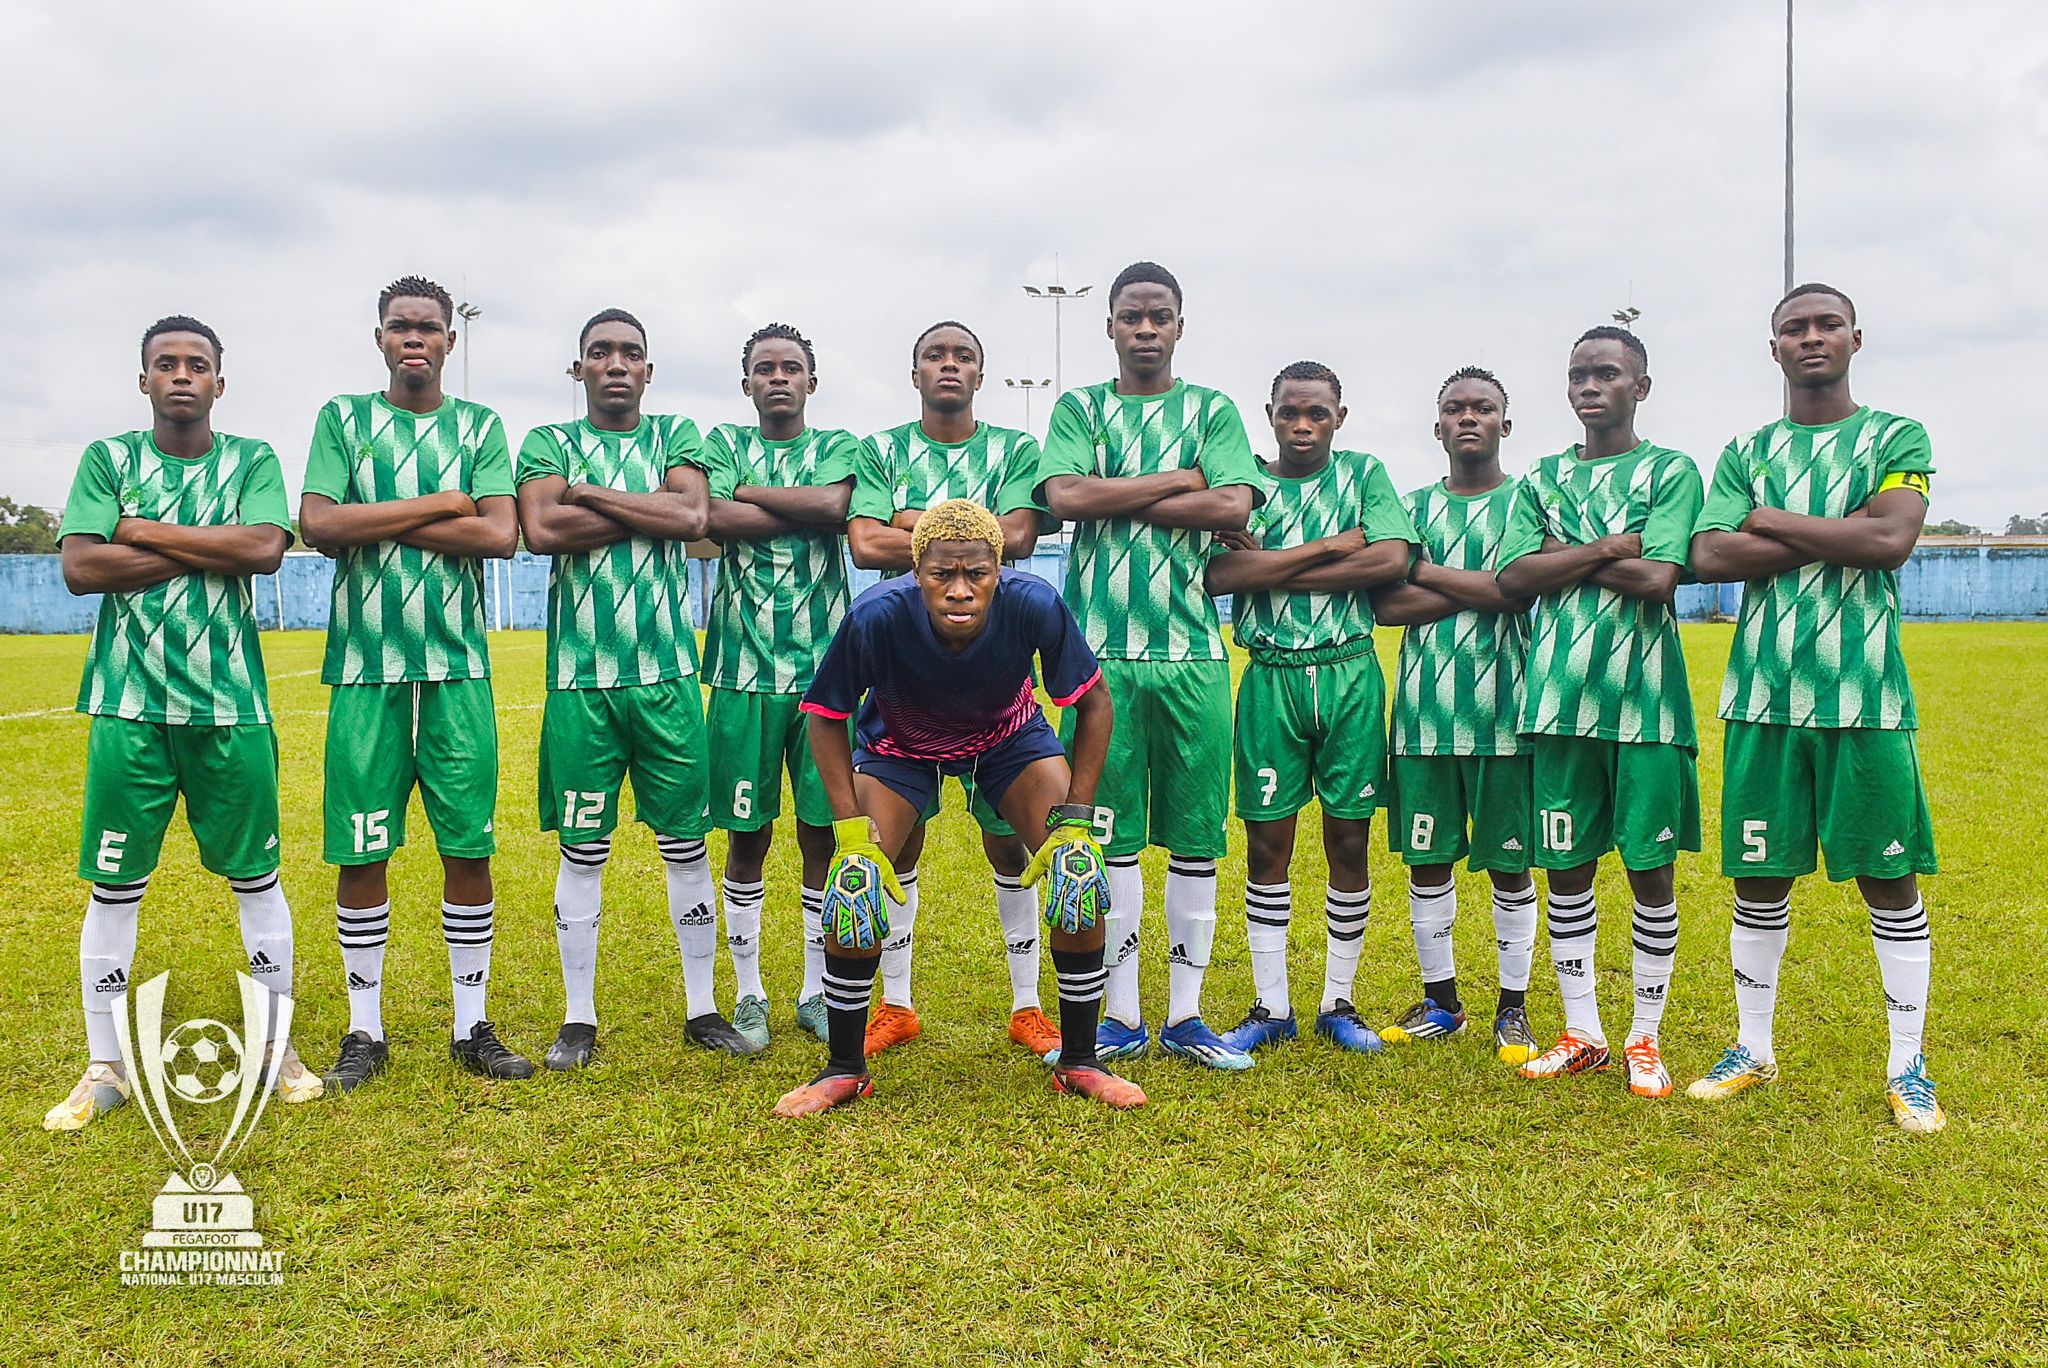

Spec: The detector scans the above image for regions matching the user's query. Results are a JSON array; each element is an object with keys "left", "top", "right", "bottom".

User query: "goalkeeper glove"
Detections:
[
  {"left": 1023, "top": 804, "right": 1108, "bottom": 935},
  {"left": 820, "top": 817, "right": 905, "bottom": 951}
]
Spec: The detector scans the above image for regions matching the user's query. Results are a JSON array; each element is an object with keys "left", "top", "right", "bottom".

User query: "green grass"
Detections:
[{"left": 5, "top": 625, "right": 2046, "bottom": 1364}]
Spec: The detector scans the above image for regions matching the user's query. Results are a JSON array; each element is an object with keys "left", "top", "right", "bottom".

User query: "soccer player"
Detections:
[
  {"left": 847, "top": 320, "right": 1059, "bottom": 1059},
  {"left": 698, "top": 323, "right": 860, "bottom": 1050},
  {"left": 1371, "top": 367, "right": 1541, "bottom": 1065},
  {"left": 777, "top": 500, "right": 1139, "bottom": 1115},
  {"left": 1686, "top": 284, "right": 1942, "bottom": 1132},
  {"left": 516, "top": 308, "right": 749, "bottom": 1066},
  {"left": 299, "top": 275, "right": 531, "bottom": 1089},
  {"left": 1037, "top": 261, "right": 1266, "bottom": 1070},
  {"left": 46, "top": 315, "right": 321, "bottom": 1130},
  {"left": 1494, "top": 327, "right": 1704, "bottom": 1099},
  {"left": 1203, "top": 361, "right": 1415, "bottom": 1057}
]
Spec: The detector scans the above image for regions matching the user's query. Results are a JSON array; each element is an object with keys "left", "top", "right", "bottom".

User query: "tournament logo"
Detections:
[{"left": 111, "top": 971, "right": 292, "bottom": 1288}]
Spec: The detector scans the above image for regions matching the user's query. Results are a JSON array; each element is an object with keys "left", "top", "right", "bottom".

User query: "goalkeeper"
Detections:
[{"left": 779, "top": 500, "right": 1139, "bottom": 1115}]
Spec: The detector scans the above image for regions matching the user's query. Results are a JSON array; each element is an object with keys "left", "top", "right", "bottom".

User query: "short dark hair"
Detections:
[
  {"left": 912, "top": 319, "right": 983, "bottom": 365},
  {"left": 1437, "top": 365, "right": 1508, "bottom": 410},
  {"left": 742, "top": 322, "right": 816, "bottom": 374},
  {"left": 1573, "top": 325, "right": 1648, "bottom": 373},
  {"left": 1774, "top": 281, "right": 1857, "bottom": 324},
  {"left": 140, "top": 315, "right": 223, "bottom": 366},
  {"left": 1270, "top": 360, "right": 1341, "bottom": 403},
  {"left": 580, "top": 308, "right": 647, "bottom": 351},
  {"left": 1109, "top": 260, "right": 1182, "bottom": 308},
  {"left": 379, "top": 275, "right": 454, "bottom": 325}
]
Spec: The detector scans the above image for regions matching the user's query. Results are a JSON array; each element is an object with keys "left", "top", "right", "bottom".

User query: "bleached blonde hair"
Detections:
[{"left": 911, "top": 498, "right": 1005, "bottom": 567}]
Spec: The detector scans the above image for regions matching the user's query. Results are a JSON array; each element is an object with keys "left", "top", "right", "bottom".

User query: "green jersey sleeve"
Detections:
[
  {"left": 1878, "top": 417, "right": 1935, "bottom": 481},
  {"left": 57, "top": 441, "right": 121, "bottom": 541},
  {"left": 1693, "top": 440, "right": 1755, "bottom": 535},
  {"left": 663, "top": 416, "right": 707, "bottom": 475},
  {"left": 1495, "top": 475, "right": 1549, "bottom": 567},
  {"left": 1035, "top": 393, "right": 1096, "bottom": 495},
  {"left": 470, "top": 413, "right": 516, "bottom": 499},
  {"left": 997, "top": 433, "right": 1055, "bottom": 529},
  {"left": 515, "top": 427, "right": 567, "bottom": 486},
  {"left": 1196, "top": 396, "right": 1263, "bottom": 498},
  {"left": 239, "top": 443, "right": 294, "bottom": 538},
  {"left": 301, "top": 403, "right": 351, "bottom": 503},
  {"left": 848, "top": 434, "right": 895, "bottom": 522},
  {"left": 809, "top": 430, "right": 860, "bottom": 488},
  {"left": 1359, "top": 458, "right": 1419, "bottom": 544},
  {"left": 698, "top": 425, "right": 740, "bottom": 501},
  {"left": 1640, "top": 451, "right": 1705, "bottom": 566}
]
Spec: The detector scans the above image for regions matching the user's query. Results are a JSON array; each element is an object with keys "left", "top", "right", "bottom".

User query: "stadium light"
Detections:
[
  {"left": 1004, "top": 377, "right": 1054, "bottom": 433},
  {"left": 1021, "top": 273, "right": 1092, "bottom": 397},
  {"left": 456, "top": 302, "right": 483, "bottom": 398},
  {"left": 1611, "top": 305, "right": 1642, "bottom": 331}
]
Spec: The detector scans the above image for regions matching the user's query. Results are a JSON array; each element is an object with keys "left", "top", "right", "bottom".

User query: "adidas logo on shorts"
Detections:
[
  {"left": 1655, "top": 827, "right": 1675, "bottom": 842},
  {"left": 347, "top": 971, "right": 378, "bottom": 991},
  {"left": 1883, "top": 840, "right": 1905, "bottom": 857},
  {"left": 265, "top": 833, "right": 280, "bottom": 850},
  {"left": 1501, "top": 838, "right": 1523, "bottom": 852},
  {"left": 94, "top": 967, "right": 129, "bottom": 995}
]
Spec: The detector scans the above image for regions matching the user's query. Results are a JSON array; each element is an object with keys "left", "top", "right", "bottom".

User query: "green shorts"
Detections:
[
  {"left": 540, "top": 677, "right": 711, "bottom": 842},
  {"left": 1529, "top": 734, "right": 1700, "bottom": 872},
  {"left": 917, "top": 772, "right": 1016, "bottom": 837},
  {"left": 324, "top": 679, "right": 499, "bottom": 865},
  {"left": 1061, "top": 657, "right": 1230, "bottom": 859},
  {"left": 79, "top": 716, "right": 280, "bottom": 882},
  {"left": 1233, "top": 647, "right": 1386, "bottom": 823},
  {"left": 1387, "top": 753, "right": 1532, "bottom": 873},
  {"left": 1720, "top": 721, "right": 1937, "bottom": 881},
  {"left": 707, "top": 686, "right": 834, "bottom": 831}
]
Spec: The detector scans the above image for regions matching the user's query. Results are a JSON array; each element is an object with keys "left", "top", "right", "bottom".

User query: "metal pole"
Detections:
[{"left": 1783, "top": 0, "right": 1795, "bottom": 296}]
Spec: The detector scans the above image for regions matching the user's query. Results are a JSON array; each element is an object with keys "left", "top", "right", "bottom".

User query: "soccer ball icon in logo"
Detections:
[{"left": 160, "top": 1018, "right": 246, "bottom": 1105}]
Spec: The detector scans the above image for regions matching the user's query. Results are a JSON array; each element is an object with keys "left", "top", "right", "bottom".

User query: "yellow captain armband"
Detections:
[{"left": 1876, "top": 471, "right": 1931, "bottom": 499}]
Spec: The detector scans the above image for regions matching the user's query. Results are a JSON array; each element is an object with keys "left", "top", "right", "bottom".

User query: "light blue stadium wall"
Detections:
[{"left": 4, "top": 545, "right": 2043, "bottom": 633}]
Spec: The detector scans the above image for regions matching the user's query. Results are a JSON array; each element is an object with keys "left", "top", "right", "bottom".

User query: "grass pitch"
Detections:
[{"left": 4, "top": 625, "right": 2046, "bottom": 1364}]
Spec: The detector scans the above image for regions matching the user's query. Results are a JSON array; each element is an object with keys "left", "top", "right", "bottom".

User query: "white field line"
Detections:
[{"left": 0, "top": 667, "right": 326, "bottom": 722}]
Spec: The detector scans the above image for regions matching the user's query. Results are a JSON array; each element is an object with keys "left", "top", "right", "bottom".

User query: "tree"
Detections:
[
  {"left": 1923, "top": 518, "right": 1981, "bottom": 536},
  {"left": 2006, "top": 513, "right": 2048, "bottom": 537},
  {"left": 0, "top": 497, "right": 58, "bottom": 554}
]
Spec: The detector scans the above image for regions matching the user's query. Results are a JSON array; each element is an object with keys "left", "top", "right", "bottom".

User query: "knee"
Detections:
[
  {"left": 1627, "top": 865, "right": 1676, "bottom": 905},
  {"left": 1409, "top": 864, "right": 1454, "bottom": 891},
  {"left": 985, "top": 835, "right": 1028, "bottom": 879},
  {"left": 562, "top": 838, "right": 613, "bottom": 875}
]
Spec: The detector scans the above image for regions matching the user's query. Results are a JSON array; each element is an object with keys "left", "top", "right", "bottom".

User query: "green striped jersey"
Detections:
[
  {"left": 851, "top": 421, "right": 1052, "bottom": 578},
  {"left": 516, "top": 415, "right": 706, "bottom": 691},
  {"left": 1696, "top": 407, "right": 1932, "bottom": 730},
  {"left": 1231, "top": 450, "right": 1415, "bottom": 657},
  {"left": 1037, "top": 379, "right": 1262, "bottom": 662},
  {"left": 1499, "top": 441, "right": 1703, "bottom": 748},
  {"left": 302, "top": 393, "right": 515, "bottom": 686},
  {"left": 58, "top": 431, "right": 291, "bottom": 726},
  {"left": 699, "top": 423, "right": 859, "bottom": 694},
  {"left": 1392, "top": 479, "right": 1529, "bottom": 757}
]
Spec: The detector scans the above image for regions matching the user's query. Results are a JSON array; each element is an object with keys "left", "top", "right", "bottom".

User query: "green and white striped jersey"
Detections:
[
  {"left": 698, "top": 423, "right": 858, "bottom": 694},
  {"left": 1696, "top": 407, "right": 1932, "bottom": 730},
  {"left": 1037, "top": 379, "right": 1263, "bottom": 662},
  {"left": 59, "top": 431, "right": 292, "bottom": 726},
  {"left": 302, "top": 393, "right": 515, "bottom": 686},
  {"left": 851, "top": 420, "right": 1052, "bottom": 578},
  {"left": 1500, "top": 441, "right": 1703, "bottom": 748},
  {"left": 516, "top": 415, "right": 706, "bottom": 691},
  {"left": 1230, "top": 450, "right": 1415, "bottom": 658},
  {"left": 1391, "top": 479, "right": 1529, "bottom": 757}
]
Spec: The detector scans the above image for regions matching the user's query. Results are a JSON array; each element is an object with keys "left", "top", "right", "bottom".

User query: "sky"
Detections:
[{"left": 3, "top": 0, "right": 2043, "bottom": 529}]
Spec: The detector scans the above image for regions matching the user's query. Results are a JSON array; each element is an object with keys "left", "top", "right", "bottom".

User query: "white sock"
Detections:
[
  {"left": 993, "top": 872, "right": 1042, "bottom": 1013},
  {"left": 1408, "top": 878, "right": 1456, "bottom": 987},
  {"left": 799, "top": 885, "right": 825, "bottom": 1001},
  {"left": 1102, "top": 857, "right": 1144, "bottom": 1027},
  {"left": 1164, "top": 856, "right": 1217, "bottom": 1027},
  {"left": 659, "top": 837, "right": 718, "bottom": 1019},
  {"left": 337, "top": 898, "right": 390, "bottom": 1040},
  {"left": 1321, "top": 882, "right": 1371, "bottom": 1012},
  {"left": 230, "top": 870, "right": 293, "bottom": 1043},
  {"left": 1870, "top": 898, "right": 1931, "bottom": 1077},
  {"left": 443, "top": 899, "right": 494, "bottom": 1040},
  {"left": 1628, "top": 897, "right": 1679, "bottom": 1041},
  {"left": 1491, "top": 882, "right": 1538, "bottom": 993},
  {"left": 879, "top": 870, "right": 920, "bottom": 1009},
  {"left": 1244, "top": 879, "right": 1292, "bottom": 1015},
  {"left": 1547, "top": 886, "right": 1603, "bottom": 1044},
  {"left": 80, "top": 877, "right": 146, "bottom": 1061},
  {"left": 722, "top": 875, "right": 766, "bottom": 1004},
  {"left": 553, "top": 840, "right": 608, "bottom": 1027},
  {"left": 1731, "top": 893, "right": 1790, "bottom": 1060}
]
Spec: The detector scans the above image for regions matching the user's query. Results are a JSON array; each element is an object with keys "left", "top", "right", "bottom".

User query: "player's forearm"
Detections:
[
  {"left": 1203, "top": 541, "right": 1338, "bottom": 596},
  {"left": 735, "top": 482, "right": 851, "bottom": 527},
  {"left": 396, "top": 499, "right": 518, "bottom": 559},
  {"left": 1496, "top": 542, "right": 1614, "bottom": 597},
  {"left": 1690, "top": 530, "right": 1812, "bottom": 582},
  {"left": 1409, "top": 559, "right": 1533, "bottom": 614},
  {"left": 113, "top": 519, "right": 287, "bottom": 575},
  {"left": 1745, "top": 502, "right": 1921, "bottom": 571},
  {"left": 520, "top": 500, "right": 627, "bottom": 555},
  {"left": 1135, "top": 485, "right": 1253, "bottom": 533},
  {"left": 1585, "top": 558, "right": 1681, "bottom": 604},
  {"left": 1281, "top": 540, "right": 1412, "bottom": 592},
  {"left": 1063, "top": 688, "right": 1111, "bottom": 809},
  {"left": 299, "top": 493, "right": 465, "bottom": 551},
  {"left": 998, "top": 511, "right": 1041, "bottom": 561},
  {"left": 807, "top": 715, "right": 861, "bottom": 820},
  {"left": 848, "top": 517, "right": 915, "bottom": 571},
  {"left": 705, "top": 498, "right": 802, "bottom": 542},
  {"left": 1041, "top": 471, "right": 1202, "bottom": 522},
  {"left": 574, "top": 485, "right": 710, "bottom": 543},
  {"left": 60, "top": 538, "right": 188, "bottom": 594},
  {"left": 1368, "top": 583, "right": 1463, "bottom": 627}
]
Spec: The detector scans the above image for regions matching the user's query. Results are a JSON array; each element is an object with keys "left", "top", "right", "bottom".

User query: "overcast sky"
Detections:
[{"left": 3, "top": 1, "right": 2043, "bottom": 529}]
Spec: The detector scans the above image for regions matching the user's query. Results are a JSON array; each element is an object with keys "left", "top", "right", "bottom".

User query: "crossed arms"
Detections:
[
  {"left": 299, "top": 490, "right": 518, "bottom": 559},
  {"left": 519, "top": 465, "right": 711, "bottom": 554},
  {"left": 62, "top": 520, "right": 290, "bottom": 594},
  {"left": 1690, "top": 487, "right": 1928, "bottom": 581},
  {"left": 1041, "top": 468, "right": 1253, "bottom": 535}
]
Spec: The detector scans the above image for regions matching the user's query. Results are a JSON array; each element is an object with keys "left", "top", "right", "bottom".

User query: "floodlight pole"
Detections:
[
  {"left": 456, "top": 302, "right": 483, "bottom": 398},
  {"left": 1784, "top": 0, "right": 1796, "bottom": 297},
  {"left": 1004, "top": 377, "right": 1054, "bottom": 433},
  {"left": 566, "top": 363, "right": 579, "bottom": 420},
  {"left": 1022, "top": 270, "right": 1094, "bottom": 397}
]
